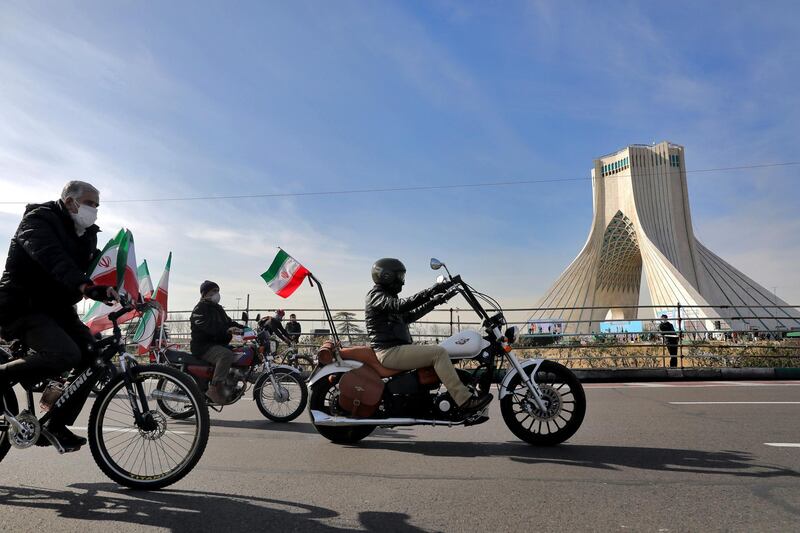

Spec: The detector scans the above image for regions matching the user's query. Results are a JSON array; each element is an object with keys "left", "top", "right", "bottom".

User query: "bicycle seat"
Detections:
[
  {"left": 164, "top": 349, "right": 212, "bottom": 367},
  {"left": 339, "top": 346, "right": 437, "bottom": 383}
]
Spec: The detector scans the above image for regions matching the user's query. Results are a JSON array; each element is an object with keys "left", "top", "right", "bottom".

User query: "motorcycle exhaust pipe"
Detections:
[
  {"left": 150, "top": 389, "right": 191, "bottom": 403},
  {"left": 310, "top": 409, "right": 467, "bottom": 427}
]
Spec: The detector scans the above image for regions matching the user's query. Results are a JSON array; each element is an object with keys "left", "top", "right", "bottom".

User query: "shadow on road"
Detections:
[
  {"left": 0, "top": 483, "right": 430, "bottom": 532},
  {"left": 357, "top": 441, "right": 800, "bottom": 478},
  {"left": 210, "top": 418, "right": 318, "bottom": 433}
]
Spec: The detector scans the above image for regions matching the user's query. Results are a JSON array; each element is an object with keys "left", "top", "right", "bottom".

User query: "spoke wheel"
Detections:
[
  {"left": 0, "top": 388, "right": 19, "bottom": 463},
  {"left": 308, "top": 375, "right": 375, "bottom": 444},
  {"left": 254, "top": 371, "right": 308, "bottom": 422},
  {"left": 155, "top": 377, "right": 196, "bottom": 420},
  {"left": 88, "top": 364, "right": 210, "bottom": 489},
  {"left": 500, "top": 360, "right": 585, "bottom": 446}
]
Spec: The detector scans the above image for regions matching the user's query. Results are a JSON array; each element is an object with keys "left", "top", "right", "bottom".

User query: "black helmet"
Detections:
[{"left": 371, "top": 258, "right": 406, "bottom": 292}]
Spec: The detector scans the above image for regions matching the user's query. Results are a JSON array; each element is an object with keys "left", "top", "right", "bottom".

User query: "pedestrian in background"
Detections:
[
  {"left": 286, "top": 313, "right": 302, "bottom": 343},
  {"left": 659, "top": 314, "right": 679, "bottom": 368}
]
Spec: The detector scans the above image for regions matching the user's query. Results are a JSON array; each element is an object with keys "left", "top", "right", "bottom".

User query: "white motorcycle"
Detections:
[{"left": 307, "top": 258, "right": 586, "bottom": 445}]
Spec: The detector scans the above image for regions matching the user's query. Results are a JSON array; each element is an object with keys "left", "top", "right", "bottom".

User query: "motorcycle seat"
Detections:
[
  {"left": 164, "top": 349, "right": 212, "bottom": 367},
  {"left": 339, "top": 346, "right": 436, "bottom": 381}
]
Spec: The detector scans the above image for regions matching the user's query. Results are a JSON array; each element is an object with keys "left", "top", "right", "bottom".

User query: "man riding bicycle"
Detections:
[
  {"left": 0, "top": 181, "right": 117, "bottom": 452},
  {"left": 258, "top": 310, "right": 295, "bottom": 349}
]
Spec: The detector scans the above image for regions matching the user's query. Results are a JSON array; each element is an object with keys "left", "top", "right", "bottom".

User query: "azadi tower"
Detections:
[{"left": 531, "top": 141, "right": 800, "bottom": 334}]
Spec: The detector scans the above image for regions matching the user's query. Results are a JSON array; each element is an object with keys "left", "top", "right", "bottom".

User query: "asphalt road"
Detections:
[{"left": 1, "top": 381, "right": 798, "bottom": 532}]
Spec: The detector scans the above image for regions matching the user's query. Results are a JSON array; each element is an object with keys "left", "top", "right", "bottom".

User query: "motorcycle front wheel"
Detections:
[
  {"left": 254, "top": 370, "right": 307, "bottom": 422},
  {"left": 88, "top": 364, "right": 210, "bottom": 489},
  {"left": 500, "top": 360, "right": 585, "bottom": 446},
  {"left": 309, "top": 375, "right": 375, "bottom": 444}
]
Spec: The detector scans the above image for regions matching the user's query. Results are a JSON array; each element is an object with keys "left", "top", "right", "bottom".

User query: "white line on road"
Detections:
[
  {"left": 669, "top": 401, "right": 800, "bottom": 405},
  {"left": 764, "top": 443, "right": 800, "bottom": 447},
  {"left": 68, "top": 425, "right": 192, "bottom": 435}
]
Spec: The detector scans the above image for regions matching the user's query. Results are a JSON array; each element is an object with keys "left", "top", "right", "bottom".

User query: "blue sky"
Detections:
[{"left": 1, "top": 0, "right": 799, "bottom": 314}]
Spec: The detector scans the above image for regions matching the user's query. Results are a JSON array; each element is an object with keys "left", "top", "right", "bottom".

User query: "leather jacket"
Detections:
[{"left": 364, "top": 284, "right": 440, "bottom": 351}]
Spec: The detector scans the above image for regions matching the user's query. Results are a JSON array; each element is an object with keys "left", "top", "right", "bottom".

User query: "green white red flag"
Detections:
[
  {"left": 261, "top": 249, "right": 309, "bottom": 298},
  {"left": 83, "top": 228, "right": 141, "bottom": 334},
  {"left": 132, "top": 253, "right": 171, "bottom": 354},
  {"left": 138, "top": 260, "right": 153, "bottom": 299}
]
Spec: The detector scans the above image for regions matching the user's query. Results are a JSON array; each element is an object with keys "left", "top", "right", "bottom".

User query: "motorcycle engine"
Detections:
[{"left": 433, "top": 392, "right": 454, "bottom": 417}]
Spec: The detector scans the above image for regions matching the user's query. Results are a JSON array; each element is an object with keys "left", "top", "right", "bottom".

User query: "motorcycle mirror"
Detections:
[
  {"left": 430, "top": 258, "right": 444, "bottom": 270},
  {"left": 255, "top": 314, "right": 261, "bottom": 322},
  {"left": 436, "top": 274, "right": 447, "bottom": 284},
  {"left": 241, "top": 312, "right": 249, "bottom": 321}
]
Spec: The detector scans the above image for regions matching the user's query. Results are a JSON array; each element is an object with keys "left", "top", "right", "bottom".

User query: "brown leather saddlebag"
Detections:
[{"left": 338, "top": 365, "right": 384, "bottom": 418}]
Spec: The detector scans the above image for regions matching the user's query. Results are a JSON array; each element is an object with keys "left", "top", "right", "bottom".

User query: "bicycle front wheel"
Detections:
[{"left": 88, "top": 364, "right": 210, "bottom": 489}]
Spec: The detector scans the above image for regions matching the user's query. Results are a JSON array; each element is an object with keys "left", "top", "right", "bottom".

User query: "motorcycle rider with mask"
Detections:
[
  {"left": 365, "top": 258, "right": 492, "bottom": 415},
  {"left": 190, "top": 280, "right": 245, "bottom": 404},
  {"left": 0, "top": 181, "right": 118, "bottom": 452}
]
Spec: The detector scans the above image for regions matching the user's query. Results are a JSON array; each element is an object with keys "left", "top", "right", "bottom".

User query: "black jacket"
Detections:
[
  {"left": 190, "top": 299, "right": 242, "bottom": 356},
  {"left": 365, "top": 285, "right": 439, "bottom": 351},
  {"left": 259, "top": 316, "right": 292, "bottom": 344},
  {"left": 0, "top": 200, "right": 99, "bottom": 326},
  {"left": 659, "top": 321, "right": 679, "bottom": 345},
  {"left": 285, "top": 320, "right": 302, "bottom": 341}
]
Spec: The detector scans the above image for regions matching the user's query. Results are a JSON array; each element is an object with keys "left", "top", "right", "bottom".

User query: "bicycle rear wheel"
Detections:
[
  {"left": 0, "top": 388, "right": 19, "bottom": 463},
  {"left": 88, "top": 364, "right": 210, "bottom": 489}
]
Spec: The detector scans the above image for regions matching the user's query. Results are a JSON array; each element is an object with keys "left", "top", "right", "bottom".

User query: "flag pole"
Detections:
[{"left": 309, "top": 273, "right": 341, "bottom": 347}]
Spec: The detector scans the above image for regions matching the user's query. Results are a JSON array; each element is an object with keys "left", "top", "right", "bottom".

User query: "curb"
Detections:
[{"left": 572, "top": 367, "right": 799, "bottom": 382}]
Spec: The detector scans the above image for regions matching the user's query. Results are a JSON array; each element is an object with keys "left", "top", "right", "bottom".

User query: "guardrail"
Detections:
[{"left": 151, "top": 303, "right": 799, "bottom": 370}]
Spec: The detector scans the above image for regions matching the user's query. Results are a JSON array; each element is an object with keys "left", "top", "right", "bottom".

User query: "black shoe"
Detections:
[
  {"left": 40, "top": 424, "right": 86, "bottom": 453},
  {"left": 459, "top": 392, "right": 493, "bottom": 415}
]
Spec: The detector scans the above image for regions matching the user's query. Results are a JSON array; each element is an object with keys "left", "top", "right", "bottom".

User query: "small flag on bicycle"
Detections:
[{"left": 261, "top": 249, "right": 309, "bottom": 298}]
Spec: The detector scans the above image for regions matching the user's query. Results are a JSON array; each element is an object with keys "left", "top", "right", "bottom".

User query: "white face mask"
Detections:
[
  {"left": 70, "top": 202, "right": 98, "bottom": 229},
  {"left": 209, "top": 293, "right": 221, "bottom": 304}
]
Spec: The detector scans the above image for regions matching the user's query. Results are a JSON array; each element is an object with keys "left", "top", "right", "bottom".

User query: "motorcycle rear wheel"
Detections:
[
  {"left": 155, "top": 377, "right": 196, "bottom": 420},
  {"left": 500, "top": 360, "right": 585, "bottom": 446},
  {"left": 309, "top": 376, "right": 375, "bottom": 444},
  {"left": 0, "top": 388, "right": 19, "bottom": 463}
]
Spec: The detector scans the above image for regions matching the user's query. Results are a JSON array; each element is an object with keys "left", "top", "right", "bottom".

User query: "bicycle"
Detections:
[{"left": 0, "top": 297, "right": 210, "bottom": 489}]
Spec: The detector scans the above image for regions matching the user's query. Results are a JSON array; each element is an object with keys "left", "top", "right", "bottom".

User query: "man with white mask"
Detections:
[
  {"left": 0, "top": 181, "right": 118, "bottom": 452},
  {"left": 190, "top": 281, "right": 245, "bottom": 404}
]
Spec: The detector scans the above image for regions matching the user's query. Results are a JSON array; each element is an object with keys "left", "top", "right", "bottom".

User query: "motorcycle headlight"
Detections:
[{"left": 504, "top": 326, "right": 518, "bottom": 344}]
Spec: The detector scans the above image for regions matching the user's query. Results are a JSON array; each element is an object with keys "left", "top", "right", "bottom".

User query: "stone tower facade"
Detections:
[{"left": 531, "top": 141, "right": 800, "bottom": 333}]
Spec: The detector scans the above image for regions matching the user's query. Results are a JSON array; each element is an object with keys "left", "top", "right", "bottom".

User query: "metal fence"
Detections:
[{"left": 156, "top": 303, "right": 800, "bottom": 370}]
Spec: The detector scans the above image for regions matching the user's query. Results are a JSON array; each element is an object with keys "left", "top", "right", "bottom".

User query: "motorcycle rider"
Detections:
[
  {"left": 190, "top": 280, "right": 245, "bottom": 404},
  {"left": 0, "top": 181, "right": 118, "bottom": 452},
  {"left": 365, "top": 258, "right": 492, "bottom": 415}
]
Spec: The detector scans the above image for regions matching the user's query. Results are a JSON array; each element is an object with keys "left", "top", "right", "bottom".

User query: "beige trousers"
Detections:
[{"left": 376, "top": 344, "right": 472, "bottom": 406}]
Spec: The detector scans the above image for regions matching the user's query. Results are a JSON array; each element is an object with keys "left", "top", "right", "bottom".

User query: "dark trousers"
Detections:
[
  {"left": 0, "top": 312, "right": 94, "bottom": 427},
  {"left": 667, "top": 343, "right": 679, "bottom": 368}
]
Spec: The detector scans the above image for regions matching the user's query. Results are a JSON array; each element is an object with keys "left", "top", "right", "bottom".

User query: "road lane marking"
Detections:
[
  {"left": 68, "top": 425, "right": 192, "bottom": 435},
  {"left": 669, "top": 401, "right": 800, "bottom": 405},
  {"left": 764, "top": 443, "right": 800, "bottom": 448},
  {"left": 586, "top": 381, "right": 800, "bottom": 389}
]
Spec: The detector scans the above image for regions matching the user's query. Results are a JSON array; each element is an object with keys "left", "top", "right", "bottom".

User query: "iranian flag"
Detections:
[
  {"left": 117, "top": 230, "right": 140, "bottom": 303},
  {"left": 261, "top": 249, "right": 309, "bottom": 298},
  {"left": 138, "top": 260, "right": 153, "bottom": 299},
  {"left": 132, "top": 253, "right": 171, "bottom": 354},
  {"left": 82, "top": 228, "right": 141, "bottom": 334},
  {"left": 87, "top": 228, "right": 126, "bottom": 287},
  {"left": 153, "top": 252, "right": 171, "bottom": 322}
]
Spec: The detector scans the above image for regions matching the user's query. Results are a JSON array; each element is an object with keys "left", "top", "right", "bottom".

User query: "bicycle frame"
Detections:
[{"left": 1, "top": 299, "right": 156, "bottom": 451}]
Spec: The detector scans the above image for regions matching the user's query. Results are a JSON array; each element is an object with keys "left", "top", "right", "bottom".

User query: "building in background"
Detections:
[{"left": 530, "top": 141, "right": 800, "bottom": 334}]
